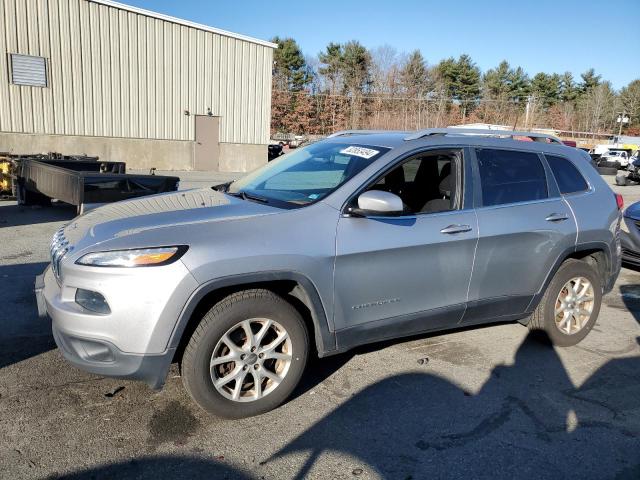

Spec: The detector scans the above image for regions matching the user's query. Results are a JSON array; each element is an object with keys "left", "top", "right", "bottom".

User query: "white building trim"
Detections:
[{"left": 90, "top": 0, "right": 278, "bottom": 49}]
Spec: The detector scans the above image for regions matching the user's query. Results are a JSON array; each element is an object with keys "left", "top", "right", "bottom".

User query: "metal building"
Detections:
[{"left": 0, "top": 0, "right": 276, "bottom": 171}]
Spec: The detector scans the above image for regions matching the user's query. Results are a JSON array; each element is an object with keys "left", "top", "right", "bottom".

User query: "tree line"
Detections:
[{"left": 270, "top": 37, "right": 640, "bottom": 138}]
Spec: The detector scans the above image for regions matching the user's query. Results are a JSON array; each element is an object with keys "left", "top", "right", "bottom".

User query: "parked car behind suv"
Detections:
[
  {"left": 599, "top": 149, "right": 630, "bottom": 168},
  {"left": 37, "top": 128, "right": 622, "bottom": 418}
]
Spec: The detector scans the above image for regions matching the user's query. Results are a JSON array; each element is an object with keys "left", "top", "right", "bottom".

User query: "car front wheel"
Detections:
[{"left": 181, "top": 289, "right": 309, "bottom": 418}]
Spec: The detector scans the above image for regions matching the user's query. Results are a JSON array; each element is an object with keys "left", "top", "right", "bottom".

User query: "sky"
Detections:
[{"left": 120, "top": 0, "right": 639, "bottom": 90}]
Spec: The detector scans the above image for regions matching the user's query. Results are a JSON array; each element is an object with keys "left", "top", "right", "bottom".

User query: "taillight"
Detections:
[{"left": 615, "top": 193, "right": 624, "bottom": 210}]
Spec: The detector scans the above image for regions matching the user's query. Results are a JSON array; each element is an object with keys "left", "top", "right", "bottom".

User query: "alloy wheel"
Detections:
[
  {"left": 554, "top": 276, "right": 595, "bottom": 335},
  {"left": 210, "top": 318, "right": 292, "bottom": 402}
]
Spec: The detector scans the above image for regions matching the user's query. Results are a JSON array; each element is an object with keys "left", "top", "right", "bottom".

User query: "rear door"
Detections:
[
  {"left": 545, "top": 152, "right": 620, "bottom": 267},
  {"left": 462, "top": 147, "right": 577, "bottom": 323}
]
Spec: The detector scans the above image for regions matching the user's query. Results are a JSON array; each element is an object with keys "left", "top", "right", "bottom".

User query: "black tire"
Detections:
[
  {"left": 597, "top": 166, "right": 618, "bottom": 176},
  {"left": 615, "top": 174, "right": 628, "bottom": 186},
  {"left": 528, "top": 259, "right": 602, "bottom": 347},
  {"left": 181, "top": 289, "right": 309, "bottom": 418}
]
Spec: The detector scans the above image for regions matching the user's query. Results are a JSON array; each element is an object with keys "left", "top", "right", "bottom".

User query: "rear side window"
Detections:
[
  {"left": 546, "top": 155, "right": 589, "bottom": 194},
  {"left": 476, "top": 149, "right": 548, "bottom": 207}
]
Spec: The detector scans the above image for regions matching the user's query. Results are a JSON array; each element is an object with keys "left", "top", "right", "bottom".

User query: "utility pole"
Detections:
[
  {"left": 524, "top": 95, "right": 534, "bottom": 130},
  {"left": 617, "top": 110, "right": 629, "bottom": 139}
]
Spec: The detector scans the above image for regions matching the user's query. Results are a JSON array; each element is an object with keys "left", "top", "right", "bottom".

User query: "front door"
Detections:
[
  {"left": 194, "top": 115, "right": 220, "bottom": 171},
  {"left": 332, "top": 149, "right": 478, "bottom": 346}
]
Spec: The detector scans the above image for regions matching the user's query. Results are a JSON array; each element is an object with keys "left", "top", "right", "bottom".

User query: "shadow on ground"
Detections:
[
  {"left": 620, "top": 283, "right": 640, "bottom": 325},
  {"left": 0, "top": 202, "right": 76, "bottom": 228},
  {"left": 57, "top": 455, "right": 251, "bottom": 480},
  {"left": 272, "top": 330, "right": 640, "bottom": 479},
  {"left": 0, "top": 262, "right": 54, "bottom": 368},
  {"left": 55, "top": 331, "right": 640, "bottom": 479}
]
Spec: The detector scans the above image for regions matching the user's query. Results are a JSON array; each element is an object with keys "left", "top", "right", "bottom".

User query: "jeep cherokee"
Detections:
[{"left": 37, "top": 128, "right": 622, "bottom": 418}]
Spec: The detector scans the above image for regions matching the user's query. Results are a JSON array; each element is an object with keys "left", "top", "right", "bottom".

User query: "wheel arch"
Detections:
[
  {"left": 524, "top": 242, "right": 613, "bottom": 321},
  {"left": 168, "top": 272, "right": 337, "bottom": 364}
]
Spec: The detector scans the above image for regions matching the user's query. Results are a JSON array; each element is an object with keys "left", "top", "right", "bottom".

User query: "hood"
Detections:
[
  {"left": 624, "top": 201, "right": 640, "bottom": 221},
  {"left": 62, "top": 188, "right": 281, "bottom": 251}
]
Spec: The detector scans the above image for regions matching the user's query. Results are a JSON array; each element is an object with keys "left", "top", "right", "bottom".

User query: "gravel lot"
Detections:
[{"left": 0, "top": 172, "right": 639, "bottom": 480}]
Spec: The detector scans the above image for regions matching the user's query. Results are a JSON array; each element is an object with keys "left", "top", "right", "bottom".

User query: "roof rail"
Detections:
[
  {"left": 404, "top": 128, "right": 564, "bottom": 144},
  {"left": 327, "top": 130, "right": 407, "bottom": 138}
]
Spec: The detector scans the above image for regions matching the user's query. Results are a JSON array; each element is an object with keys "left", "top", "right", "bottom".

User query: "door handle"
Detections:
[
  {"left": 440, "top": 224, "right": 472, "bottom": 234},
  {"left": 545, "top": 213, "right": 569, "bottom": 222}
]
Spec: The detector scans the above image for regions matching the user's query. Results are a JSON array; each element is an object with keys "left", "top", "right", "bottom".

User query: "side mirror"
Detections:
[{"left": 350, "top": 190, "right": 404, "bottom": 217}]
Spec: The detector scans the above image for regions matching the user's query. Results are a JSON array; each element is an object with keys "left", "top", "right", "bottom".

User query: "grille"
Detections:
[
  {"left": 623, "top": 247, "right": 640, "bottom": 260},
  {"left": 50, "top": 228, "right": 70, "bottom": 278}
]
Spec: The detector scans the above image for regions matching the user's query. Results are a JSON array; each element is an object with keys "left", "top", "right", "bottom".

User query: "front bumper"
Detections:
[
  {"left": 37, "top": 259, "right": 198, "bottom": 389},
  {"left": 51, "top": 322, "right": 174, "bottom": 389},
  {"left": 621, "top": 229, "right": 640, "bottom": 268}
]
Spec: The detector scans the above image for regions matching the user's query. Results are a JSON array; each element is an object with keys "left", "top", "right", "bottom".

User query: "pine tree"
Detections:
[
  {"left": 341, "top": 41, "right": 372, "bottom": 96},
  {"left": 483, "top": 61, "right": 530, "bottom": 102},
  {"left": 559, "top": 72, "right": 579, "bottom": 103},
  {"left": 508, "top": 67, "right": 530, "bottom": 103},
  {"left": 318, "top": 42, "right": 344, "bottom": 95},
  {"left": 400, "top": 50, "right": 430, "bottom": 97},
  {"left": 483, "top": 60, "right": 512, "bottom": 98},
  {"left": 530, "top": 72, "right": 561, "bottom": 108},
  {"left": 580, "top": 69, "right": 601, "bottom": 94},
  {"left": 340, "top": 41, "right": 372, "bottom": 128},
  {"left": 453, "top": 54, "right": 481, "bottom": 115},
  {"left": 436, "top": 55, "right": 480, "bottom": 102},
  {"left": 271, "top": 37, "right": 310, "bottom": 92}
]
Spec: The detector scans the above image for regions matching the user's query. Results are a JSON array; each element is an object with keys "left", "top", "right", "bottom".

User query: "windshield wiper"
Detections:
[
  {"left": 212, "top": 181, "right": 233, "bottom": 192},
  {"left": 227, "top": 190, "right": 270, "bottom": 204}
]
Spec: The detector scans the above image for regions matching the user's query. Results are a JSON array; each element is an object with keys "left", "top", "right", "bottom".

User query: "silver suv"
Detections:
[{"left": 37, "top": 128, "right": 622, "bottom": 418}]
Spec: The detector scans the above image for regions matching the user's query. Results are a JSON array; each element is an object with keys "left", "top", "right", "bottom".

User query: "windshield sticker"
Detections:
[
  {"left": 340, "top": 146, "right": 380, "bottom": 159},
  {"left": 308, "top": 193, "right": 320, "bottom": 200}
]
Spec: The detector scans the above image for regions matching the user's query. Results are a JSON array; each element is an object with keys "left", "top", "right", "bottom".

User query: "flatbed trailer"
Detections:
[{"left": 13, "top": 153, "right": 179, "bottom": 214}]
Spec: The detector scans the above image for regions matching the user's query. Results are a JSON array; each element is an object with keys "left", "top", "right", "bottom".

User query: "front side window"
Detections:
[
  {"left": 228, "top": 142, "right": 389, "bottom": 207},
  {"left": 546, "top": 155, "right": 589, "bottom": 194},
  {"left": 476, "top": 149, "right": 548, "bottom": 207},
  {"left": 363, "top": 150, "right": 461, "bottom": 214}
]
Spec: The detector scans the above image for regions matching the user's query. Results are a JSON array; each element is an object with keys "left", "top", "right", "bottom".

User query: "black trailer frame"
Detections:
[{"left": 15, "top": 153, "right": 180, "bottom": 214}]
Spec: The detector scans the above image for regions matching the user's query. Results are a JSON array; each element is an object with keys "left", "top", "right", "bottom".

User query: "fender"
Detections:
[
  {"left": 525, "top": 241, "right": 615, "bottom": 316},
  {"left": 166, "top": 271, "right": 337, "bottom": 357}
]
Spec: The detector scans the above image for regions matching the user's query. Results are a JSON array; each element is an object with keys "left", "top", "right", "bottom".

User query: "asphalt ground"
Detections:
[{"left": 0, "top": 171, "right": 639, "bottom": 480}]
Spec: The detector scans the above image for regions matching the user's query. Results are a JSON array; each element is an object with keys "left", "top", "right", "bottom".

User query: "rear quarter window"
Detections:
[
  {"left": 546, "top": 155, "right": 589, "bottom": 194},
  {"left": 476, "top": 148, "right": 548, "bottom": 207}
]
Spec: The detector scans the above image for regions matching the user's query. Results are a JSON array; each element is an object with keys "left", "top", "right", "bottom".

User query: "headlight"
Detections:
[{"left": 76, "top": 246, "right": 187, "bottom": 267}]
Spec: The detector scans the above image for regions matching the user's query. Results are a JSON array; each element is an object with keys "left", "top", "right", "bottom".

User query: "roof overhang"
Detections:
[{"left": 89, "top": 0, "right": 278, "bottom": 49}]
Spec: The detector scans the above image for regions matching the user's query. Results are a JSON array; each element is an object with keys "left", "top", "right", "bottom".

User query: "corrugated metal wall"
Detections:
[{"left": 0, "top": 0, "right": 273, "bottom": 144}]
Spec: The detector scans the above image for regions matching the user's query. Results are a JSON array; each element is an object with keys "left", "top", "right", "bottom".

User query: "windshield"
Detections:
[{"left": 228, "top": 142, "right": 390, "bottom": 207}]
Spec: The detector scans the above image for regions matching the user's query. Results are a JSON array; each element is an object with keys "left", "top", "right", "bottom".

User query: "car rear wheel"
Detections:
[
  {"left": 528, "top": 259, "right": 601, "bottom": 347},
  {"left": 181, "top": 289, "right": 309, "bottom": 418}
]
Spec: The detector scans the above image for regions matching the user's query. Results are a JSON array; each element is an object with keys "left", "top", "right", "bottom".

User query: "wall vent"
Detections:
[{"left": 10, "top": 54, "right": 47, "bottom": 87}]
